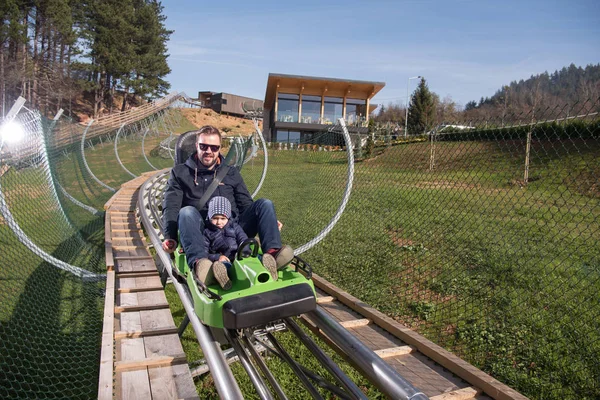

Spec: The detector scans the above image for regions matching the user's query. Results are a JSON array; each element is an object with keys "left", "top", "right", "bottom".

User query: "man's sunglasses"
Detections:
[{"left": 198, "top": 143, "right": 220, "bottom": 152}]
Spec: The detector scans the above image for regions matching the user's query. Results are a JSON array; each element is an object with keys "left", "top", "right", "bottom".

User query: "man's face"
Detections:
[{"left": 197, "top": 133, "right": 221, "bottom": 169}]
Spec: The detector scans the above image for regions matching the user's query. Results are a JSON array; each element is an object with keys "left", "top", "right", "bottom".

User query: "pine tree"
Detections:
[{"left": 407, "top": 77, "right": 435, "bottom": 135}]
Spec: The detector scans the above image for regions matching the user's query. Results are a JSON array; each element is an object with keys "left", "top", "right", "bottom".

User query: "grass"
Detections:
[
  {"left": 247, "top": 139, "right": 599, "bottom": 400},
  {"left": 1, "top": 114, "right": 598, "bottom": 399}
]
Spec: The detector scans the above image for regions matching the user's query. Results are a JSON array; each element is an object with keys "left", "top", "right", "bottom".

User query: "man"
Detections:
[{"left": 161, "top": 125, "right": 293, "bottom": 286}]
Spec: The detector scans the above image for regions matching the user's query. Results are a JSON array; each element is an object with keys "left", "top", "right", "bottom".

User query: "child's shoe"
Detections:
[
  {"left": 262, "top": 253, "right": 278, "bottom": 281},
  {"left": 212, "top": 261, "right": 232, "bottom": 290}
]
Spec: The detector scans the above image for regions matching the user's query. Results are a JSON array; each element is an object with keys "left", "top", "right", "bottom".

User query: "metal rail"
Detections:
[
  {"left": 138, "top": 171, "right": 244, "bottom": 400},
  {"left": 137, "top": 162, "right": 431, "bottom": 400}
]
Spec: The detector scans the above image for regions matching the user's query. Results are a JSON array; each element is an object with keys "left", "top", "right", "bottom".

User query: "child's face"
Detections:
[{"left": 210, "top": 214, "right": 228, "bottom": 229}]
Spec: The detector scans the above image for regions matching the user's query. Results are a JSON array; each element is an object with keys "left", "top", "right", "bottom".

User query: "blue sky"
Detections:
[{"left": 161, "top": 0, "right": 599, "bottom": 109}]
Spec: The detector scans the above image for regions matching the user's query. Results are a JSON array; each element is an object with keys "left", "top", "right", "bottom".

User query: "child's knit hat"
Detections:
[{"left": 208, "top": 196, "right": 231, "bottom": 219}]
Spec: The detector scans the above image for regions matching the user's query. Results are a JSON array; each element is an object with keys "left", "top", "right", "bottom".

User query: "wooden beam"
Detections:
[
  {"left": 374, "top": 345, "right": 415, "bottom": 358},
  {"left": 117, "top": 286, "right": 164, "bottom": 294},
  {"left": 114, "top": 354, "right": 187, "bottom": 372},
  {"left": 114, "top": 255, "right": 154, "bottom": 261},
  {"left": 114, "top": 326, "right": 178, "bottom": 339},
  {"left": 338, "top": 318, "right": 371, "bottom": 328},
  {"left": 97, "top": 270, "right": 115, "bottom": 400},
  {"left": 115, "top": 303, "right": 169, "bottom": 313},
  {"left": 115, "top": 271, "right": 157, "bottom": 278},
  {"left": 112, "top": 245, "right": 147, "bottom": 250},
  {"left": 430, "top": 387, "right": 481, "bottom": 400},
  {"left": 104, "top": 212, "right": 114, "bottom": 270},
  {"left": 316, "top": 296, "right": 335, "bottom": 304},
  {"left": 311, "top": 273, "right": 528, "bottom": 400}
]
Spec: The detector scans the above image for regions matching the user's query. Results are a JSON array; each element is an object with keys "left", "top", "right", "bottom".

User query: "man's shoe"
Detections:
[
  {"left": 212, "top": 261, "right": 232, "bottom": 290},
  {"left": 274, "top": 245, "right": 294, "bottom": 269},
  {"left": 262, "top": 253, "right": 278, "bottom": 281},
  {"left": 195, "top": 258, "right": 212, "bottom": 281}
]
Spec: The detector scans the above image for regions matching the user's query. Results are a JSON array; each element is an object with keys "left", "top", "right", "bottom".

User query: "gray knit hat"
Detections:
[{"left": 208, "top": 196, "right": 232, "bottom": 219}]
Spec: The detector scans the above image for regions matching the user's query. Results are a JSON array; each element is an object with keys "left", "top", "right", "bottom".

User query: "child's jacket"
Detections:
[{"left": 203, "top": 220, "right": 248, "bottom": 262}]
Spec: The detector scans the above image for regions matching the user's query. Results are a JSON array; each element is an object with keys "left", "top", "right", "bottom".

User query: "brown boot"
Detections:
[{"left": 273, "top": 245, "right": 294, "bottom": 269}]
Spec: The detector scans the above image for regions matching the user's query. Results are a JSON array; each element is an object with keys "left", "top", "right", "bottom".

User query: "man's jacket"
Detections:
[{"left": 162, "top": 153, "right": 253, "bottom": 241}]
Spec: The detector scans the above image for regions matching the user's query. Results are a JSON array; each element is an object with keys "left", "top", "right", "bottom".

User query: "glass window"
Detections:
[
  {"left": 276, "top": 130, "right": 288, "bottom": 143},
  {"left": 346, "top": 98, "right": 367, "bottom": 125},
  {"left": 288, "top": 131, "right": 300, "bottom": 144},
  {"left": 275, "top": 130, "right": 301, "bottom": 144},
  {"left": 277, "top": 93, "right": 299, "bottom": 122},
  {"left": 301, "top": 95, "right": 321, "bottom": 123},
  {"left": 323, "top": 96, "right": 343, "bottom": 124},
  {"left": 303, "top": 95, "right": 321, "bottom": 101}
]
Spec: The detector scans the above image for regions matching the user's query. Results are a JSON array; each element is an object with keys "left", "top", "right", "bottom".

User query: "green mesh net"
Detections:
[{"left": 1, "top": 95, "right": 599, "bottom": 399}]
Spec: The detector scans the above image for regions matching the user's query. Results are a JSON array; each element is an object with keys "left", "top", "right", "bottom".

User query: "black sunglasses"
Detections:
[{"left": 198, "top": 143, "right": 220, "bottom": 152}]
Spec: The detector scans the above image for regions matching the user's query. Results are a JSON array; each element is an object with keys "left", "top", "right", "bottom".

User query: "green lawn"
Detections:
[{"left": 1, "top": 114, "right": 598, "bottom": 399}]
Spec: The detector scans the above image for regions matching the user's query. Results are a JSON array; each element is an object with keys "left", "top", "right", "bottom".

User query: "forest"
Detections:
[
  {"left": 376, "top": 63, "right": 600, "bottom": 133},
  {"left": 0, "top": 0, "right": 171, "bottom": 120}
]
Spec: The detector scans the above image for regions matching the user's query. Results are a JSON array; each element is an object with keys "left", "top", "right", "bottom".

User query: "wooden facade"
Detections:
[{"left": 262, "top": 73, "right": 385, "bottom": 142}]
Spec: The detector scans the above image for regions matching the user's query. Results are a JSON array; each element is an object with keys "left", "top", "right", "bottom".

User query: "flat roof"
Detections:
[{"left": 265, "top": 73, "right": 385, "bottom": 107}]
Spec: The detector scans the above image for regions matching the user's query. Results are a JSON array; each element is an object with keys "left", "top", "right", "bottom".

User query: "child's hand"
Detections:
[{"left": 218, "top": 255, "right": 230, "bottom": 263}]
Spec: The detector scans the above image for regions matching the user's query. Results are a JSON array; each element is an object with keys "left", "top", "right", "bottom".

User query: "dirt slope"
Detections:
[{"left": 180, "top": 108, "right": 262, "bottom": 136}]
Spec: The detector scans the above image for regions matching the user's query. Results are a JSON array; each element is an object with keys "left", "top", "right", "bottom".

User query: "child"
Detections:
[{"left": 197, "top": 196, "right": 278, "bottom": 289}]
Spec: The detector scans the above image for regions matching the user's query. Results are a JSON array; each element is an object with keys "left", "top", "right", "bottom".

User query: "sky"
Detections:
[{"left": 161, "top": 0, "right": 599, "bottom": 109}]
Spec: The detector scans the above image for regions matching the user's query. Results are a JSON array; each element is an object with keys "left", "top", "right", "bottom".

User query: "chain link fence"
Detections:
[
  {"left": 247, "top": 99, "right": 599, "bottom": 400},
  {"left": 0, "top": 94, "right": 598, "bottom": 399},
  {"left": 0, "top": 97, "right": 192, "bottom": 398}
]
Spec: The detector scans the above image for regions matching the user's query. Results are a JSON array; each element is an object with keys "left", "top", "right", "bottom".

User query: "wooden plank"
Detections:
[
  {"left": 148, "top": 364, "right": 200, "bottom": 400},
  {"left": 338, "top": 318, "right": 371, "bottom": 328},
  {"left": 115, "top": 271, "right": 157, "bottom": 279},
  {"left": 112, "top": 229, "right": 145, "bottom": 234},
  {"left": 115, "top": 327, "right": 178, "bottom": 339},
  {"left": 115, "top": 354, "right": 187, "bottom": 372},
  {"left": 105, "top": 212, "right": 114, "bottom": 270},
  {"left": 114, "top": 255, "right": 154, "bottom": 260},
  {"left": 374, "top": 345, "right": 415, "bottom": 358},
  {"left": 113, "top": 246, "right": 147, "bottom": 250},
  {"left": 97, "top": 270, "right": 115, "bottom": 400},
  {"left": 118, "top": 311, "right": 142, "bottom": 332},
  {"left": 430, "top": 387, "right": 481, "bottom": 400},
  {"left": 117, "top": 286, "right": 163, "bottom": 294},
  {"left": 311, "top": 274, "right": 528, "bottom": 400},
  {"left": 115, "top": 304, "right": 170, "bottom": 313},
  {"left": 139, "top": 309, "right": 177, "bottom": 332},
  {"left": 119, "top": 337, "right": 151, "bottom": 399},
  {"left": 316, "top": 296, "right": 335, "bottom": 303}
]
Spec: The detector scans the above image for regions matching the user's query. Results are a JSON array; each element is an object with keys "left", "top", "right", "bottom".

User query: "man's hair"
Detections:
[{"left": 196, "top": 125, "right": 222, "bottom": 142}]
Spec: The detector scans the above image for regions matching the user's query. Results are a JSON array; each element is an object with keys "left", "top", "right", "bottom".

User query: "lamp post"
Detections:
[{"left": 404, "top": 76, "right": 421, "bottom": 138}]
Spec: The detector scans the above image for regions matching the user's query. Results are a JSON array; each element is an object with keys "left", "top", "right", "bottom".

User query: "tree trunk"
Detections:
[
  {"left": 32, "top": 9, "right": 40, "bottom": 109},
  {"left": 21, "top": 10, "right": 28, "bottom": 99},
  {"left": 1, "top": 45, "right": 5, "bottom": 117},
  {"left": 121, "top": 87, "right": 129, "bottom": 112}
]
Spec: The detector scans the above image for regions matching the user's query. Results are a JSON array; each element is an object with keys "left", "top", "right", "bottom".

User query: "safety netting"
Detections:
[
  {"left": 1, "top": 93, "right": 598, "bottom": 399},
  {"left": 244, "top": 101, "right": 599, "bottom": 400},
  {"left": 0, "top": 94, "right": 191, "bottom": 398}
]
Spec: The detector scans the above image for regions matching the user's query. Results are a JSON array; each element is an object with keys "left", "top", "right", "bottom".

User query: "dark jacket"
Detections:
[
  {"left": 203, "top": 220, "right": 248, "bottom": 262},
  {"left": 162, "top": 153, "right": 253, "bottom": 241}
]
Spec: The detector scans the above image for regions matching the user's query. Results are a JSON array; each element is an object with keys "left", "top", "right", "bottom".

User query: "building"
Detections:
[
  {"left": 262, "top": 73, "right": 385, "bottom": 143},
  {"left": 198, "top": 91, "right": 263, "bottom": 118}
]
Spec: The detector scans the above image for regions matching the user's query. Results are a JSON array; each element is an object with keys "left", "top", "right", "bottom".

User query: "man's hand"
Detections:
[
  {"left": 277, "top": 220, "right": 283, "bottom": 231},
  {"left": 162, "top": 239, "right": 177, "bottom": 253},
  {"left": 218, "top": 255, "right": 230, "bottom": 263}
]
